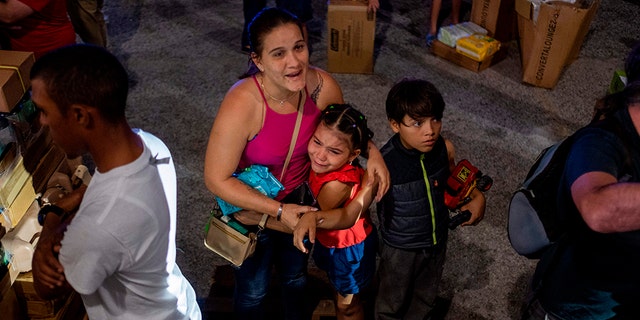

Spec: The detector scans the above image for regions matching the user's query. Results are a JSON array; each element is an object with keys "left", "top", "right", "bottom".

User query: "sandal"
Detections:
[{"left": 426, "top": 33, "right": 436, "bottom": 47}]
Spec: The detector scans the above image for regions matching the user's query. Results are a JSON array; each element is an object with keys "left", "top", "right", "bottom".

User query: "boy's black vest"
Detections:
[{"left": 377, "top": 134, "right": 450, "bottom": 249}]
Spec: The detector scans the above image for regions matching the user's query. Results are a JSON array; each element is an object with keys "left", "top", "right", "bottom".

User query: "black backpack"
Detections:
[{"left": 508, "top": 117, "right": 630, "bottom": 259}]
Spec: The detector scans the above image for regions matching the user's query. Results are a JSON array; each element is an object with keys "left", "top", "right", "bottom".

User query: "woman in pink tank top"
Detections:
[{"left": 204, "top": 8, "right": 389, "bottom": 319}]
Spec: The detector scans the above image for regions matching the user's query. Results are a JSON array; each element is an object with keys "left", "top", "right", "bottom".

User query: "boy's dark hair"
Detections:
[
  {"left": 241, "top": 7, "right": 304, "bottom": 78},
  {"left": 321, "top": 104, "right": 373, "bottom": 162},
  {"left": 385, "top": 78, "right": 445, "bottom": 124},
  {"left": 30, "top": 44, "right": 129, "bottom": 124}
]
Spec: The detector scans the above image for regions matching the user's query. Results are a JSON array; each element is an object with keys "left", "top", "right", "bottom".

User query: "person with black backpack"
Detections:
[{"left": 521, "top": 42, "right": 640, "bottom": 319}]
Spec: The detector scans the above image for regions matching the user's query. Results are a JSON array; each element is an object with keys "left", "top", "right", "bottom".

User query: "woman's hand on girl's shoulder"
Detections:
[{"left": 364, "top": 143, "right": 389, "bottom": 201}]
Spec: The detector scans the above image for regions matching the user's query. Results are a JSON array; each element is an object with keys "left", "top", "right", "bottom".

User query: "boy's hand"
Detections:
[{"left": 460, "top": 189, "right": 486, "bottom": 226}]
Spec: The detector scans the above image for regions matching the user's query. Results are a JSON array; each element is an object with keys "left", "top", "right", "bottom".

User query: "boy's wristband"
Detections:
[{"left": 276, "top": 203, "right": 283, "bottom": 221}]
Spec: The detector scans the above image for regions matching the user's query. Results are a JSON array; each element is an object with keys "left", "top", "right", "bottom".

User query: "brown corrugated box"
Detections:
[
  {"left": 515, "top": 0, "right": 600, "bottom": 88},
  {"left": 0, "top": 51, "right": 35, "bottom": 113},
  {"left": 327, "top": 0, "right": 376, "bottom": 74},
  {"left": 431, "top": 0, "right": 511, "bottom": 72},
  {"left": 470, "top": 0, "right": 517, "bottom": 42},
  {"left": 431, "top": 39, "right": 508, "bottom": 73}
]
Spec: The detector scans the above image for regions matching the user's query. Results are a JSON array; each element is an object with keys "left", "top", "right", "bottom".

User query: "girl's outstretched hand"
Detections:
[{"left": 293, "top": 212, "right": 323, "bottom": 253}]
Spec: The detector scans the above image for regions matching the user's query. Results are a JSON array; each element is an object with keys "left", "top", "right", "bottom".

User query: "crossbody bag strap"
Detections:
[
  {"left": 258, "top": 212, "right": 269, "bottom": 231},
  {"left": 279, "top": 89, "right": 305, "bottom": 181},
  {"left": 258, "top": 90, "right": 304, "bottom": 226}
]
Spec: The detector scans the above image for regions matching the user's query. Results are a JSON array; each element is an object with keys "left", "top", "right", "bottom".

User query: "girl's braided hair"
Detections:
[{"left": 320, "top": 104, "right": 374, "bottom": 166}]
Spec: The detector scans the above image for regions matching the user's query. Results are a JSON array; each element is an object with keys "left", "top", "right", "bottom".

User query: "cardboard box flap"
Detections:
[
  {"left": 515, "top": 0, "right": 534, "bottom": 20},
  {"left": 517, "top": 0, "right": 601, "bottom": 88}
]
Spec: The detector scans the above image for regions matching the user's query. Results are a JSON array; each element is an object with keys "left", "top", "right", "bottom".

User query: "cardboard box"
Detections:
[
  {"left": 0, "top": 51, "right": 35, "bottom": 113},
  {"left": 0, "top": 155, "right": 31, "bottom": 208},
  {"left": 431, "top": 39, "right": 508, "bottom": 72},
  {"left": 1, "top": 176, "right": 36, "bottom": 228},
  {"left": 327, "top": 0, "right": 376, "bottom": 74},
  {"left": 14, "top": 272, "right": 84, "bottom": 319},
  {"left": 470, "top": 0, "right": 517, "bottom": 42},
  {"left": 516, "top": 0, "right": 600, "bottom": 89},
  {"left": 433, "top": 0, "right": 512, "bottom": 72}
]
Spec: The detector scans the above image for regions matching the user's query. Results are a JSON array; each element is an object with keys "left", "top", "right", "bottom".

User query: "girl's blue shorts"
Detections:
[{"left": 312, "top": 231, "right": 377, "bottom": 296}]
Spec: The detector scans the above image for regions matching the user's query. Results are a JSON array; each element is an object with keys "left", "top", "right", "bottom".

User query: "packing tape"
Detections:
[{"left": 0, "top": 65, "right": 26, "bottom": 93}]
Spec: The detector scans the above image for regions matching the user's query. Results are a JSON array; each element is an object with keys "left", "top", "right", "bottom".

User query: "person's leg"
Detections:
[
  {"left": 66, "top": 0, "right": 108, "bottom": 47},
  {"left": 451, "top": 0, "right": 462, "bottom": 25},
  {"left": 375, "top": 245, "right": 416, "bottom": 320},
  {"left": 242, "top": 0, "right": 267, "bottom": 52},
  {"left": 334, "top": 290, "right": 365, "bottom": 320},
  {"left": 233, "top": 231, "right": 274, "bottom": 320},
  {"left": 333, "top": 233, "right": 377, "bottom": 320},
  {"left": 273, "top": 231, "right": 309, "bottom": 320},
  {"left": 429, "top": 0, "right": 443, "bottom": 36},
  {"left": 406, "top": 244, "right": 447, "bottom": 318},
  {"left": 275, "top": 0, "right": 312, "bottom": 53},
  {"left": 276, "top": 0, "right": 313, "bottom": 22}
]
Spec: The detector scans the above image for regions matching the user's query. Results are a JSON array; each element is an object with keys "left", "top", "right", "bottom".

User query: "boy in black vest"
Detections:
[{"left": 375, "top": 78, "right": 486, "bottom": 319}]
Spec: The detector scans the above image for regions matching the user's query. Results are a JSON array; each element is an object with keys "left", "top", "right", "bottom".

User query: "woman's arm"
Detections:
[
  {"left": 0, "top": 0, "right": 34, "bottom": 24},
  {"left": 365, "top": 140, "right": 390, "bottom": 201},
  {"left": 293, "top": 174, "right": 378, "bottom": 252}
]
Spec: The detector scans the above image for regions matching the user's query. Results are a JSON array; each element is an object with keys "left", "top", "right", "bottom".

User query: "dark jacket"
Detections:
[{"left": 377, "top": 134, "right": 450, "bottom": 249}]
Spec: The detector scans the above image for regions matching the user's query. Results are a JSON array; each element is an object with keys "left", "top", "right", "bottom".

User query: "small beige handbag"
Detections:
[{"left": 204, "top": 207, "right": 267, "bottom": 267}]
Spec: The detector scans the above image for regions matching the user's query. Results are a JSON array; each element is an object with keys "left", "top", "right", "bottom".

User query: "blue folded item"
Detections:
[{"left": 215, "top": 164, "right": 284, "bottom": 215}]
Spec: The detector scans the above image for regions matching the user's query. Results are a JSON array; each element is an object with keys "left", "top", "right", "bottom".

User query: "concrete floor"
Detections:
[{"left": 100, "top": 0, "right": 640, "bottom": 318}]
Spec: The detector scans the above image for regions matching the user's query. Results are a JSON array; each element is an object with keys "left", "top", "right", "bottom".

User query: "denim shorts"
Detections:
[{"left": 312, "top": 232, "right": 377, "bottom": 296}]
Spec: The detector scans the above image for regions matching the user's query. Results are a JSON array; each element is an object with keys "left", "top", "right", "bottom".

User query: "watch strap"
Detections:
[{"left": 37, "top": 204, "right": 66, "bottom": 226}]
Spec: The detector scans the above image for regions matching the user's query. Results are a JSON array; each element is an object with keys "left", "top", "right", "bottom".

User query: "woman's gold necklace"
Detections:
[{"left": 260, "top": 78, "right": 297, "bottom": 107}]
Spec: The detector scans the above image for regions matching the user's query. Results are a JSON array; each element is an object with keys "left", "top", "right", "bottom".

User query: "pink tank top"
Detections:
[{"left": 239, "top": 76, "right": 321, "bottom": 199}]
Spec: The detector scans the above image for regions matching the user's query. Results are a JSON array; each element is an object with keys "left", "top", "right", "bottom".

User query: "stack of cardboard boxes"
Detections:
[
  {"left": 13, "top": 272, "right": 85, "bottom": 320},
  {"left": 327, "top": 0, "right": 600, "bottom": 89},
  {"left": 0, "top": 50, "right": 82, "bottom": 319},
  {"left": 0, "top": 51, "right": 38, "bottom": 229},
  {"left": 432, "top": 0, "right": 600, "bottom": 87},
  {"left": 431, "top": 0, "right": 517, "bottom": 72}
]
